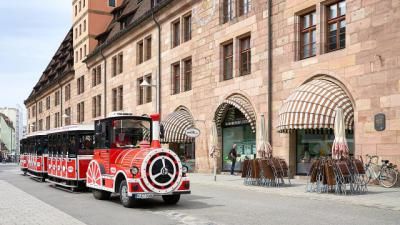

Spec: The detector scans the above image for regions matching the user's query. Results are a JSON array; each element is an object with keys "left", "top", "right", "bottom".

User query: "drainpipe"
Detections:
[
  {"left": 267, "top": 0, "right": 273, "bottom": 145},
  {"left": 100, "top": 49, "right": 107, "bottom": 118},
  {"left": 152, "top": 8, "right": 161, "bottom": 118}
]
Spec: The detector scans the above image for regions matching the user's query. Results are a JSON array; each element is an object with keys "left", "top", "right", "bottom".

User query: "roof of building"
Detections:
[
  {"left": 25, "top": 28, "right": 74, "bottom": 105},
  {"left": 87, "top": 0, "right": 174, "bottom": 60},
  {"left": 0, "top": 113, "right": 15, "bottom": 130}
]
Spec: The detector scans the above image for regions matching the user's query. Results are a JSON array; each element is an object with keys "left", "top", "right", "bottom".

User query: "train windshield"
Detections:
[{"left": 111, "top": 119, "right": 151, "bottom": 148}]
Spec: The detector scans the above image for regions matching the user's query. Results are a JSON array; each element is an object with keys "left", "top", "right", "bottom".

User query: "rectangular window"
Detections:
[
  {"left": 137, "top": 41, "right": 144, "bottom": 64},
  {"left": 183, "top": 14, "right": 192, "bottom": 42},
  {"left": 64, "top": 108, "right": 71, "bottom": 126},
  {"left": 223, "top": 0, "right": 234, "bottom": 23},
  {"left": 238, "top": 0, "right": 252, "bottom": 16},
  {"left": 327, "top": 1, "right": 346, "bottom": 52},
  {"left": 183, "top": 58, "right": 192, "bottom": 91},
  {"left": 145, "top": 37, "right": 152, "bottom": 60},
  {"left": 92, "top": 95, "right": 101, "bottom": 118},
  {"left": 300, "top": 11, "right": 316, "bottom": 59},
  {"left": 172, "top": 63, "right": 180, "bottom": 94},
  {"left": 54, "top": 112, "right": 60, "bottom": 128},
  {"left": 32, "top": 106, "right": 36, "bottom": 117},
  {"left": 55, "top": 91, "right": 60, "bottom": 106},
  {"left": 77, "top": 76, "right": 85, "bottom": 94},
  {"left": 112, "top": 88, "right": 117, "bottom": 111},
  {"left": 118, "top": 53, "right": 123, "bottom": 74},
  {"left": 83, "top": 20, "right": 86, "bottom": 32},
  {"left": 112, "top": 56, "right": 117, "bottom": 76},
  {"left": 92, "top": 68, "right": 97, "bottom": 87},
  {"left": 118, "top": 86, "right": 123, "bottom": 111},
  {"left": 109, "top": 0, "right": 116, "bottom": 7},
  {"left": 65, "top": 84, "right": 71, "bottom": 101},
  {"left": 137, "top": 77, "right": 144, "bottom": 105},
  {"left": 92, "top": 96, "right": 97, "bottom": 118},
  {"left": 77, "top": 102, "right": 85, "bottom": 123},
  {"left": 46, "top": 116, "right": 51, "bottom": 130},
  {"left": 223, "top": 42, "right": 233, "bottom": 80},
  {"left": 145, "top": 75, "right": 152, "bottom": 103},
  {"left": 239, "top": 36, "right": 251, "bottom": 76},
  {"left": 172, "top": 20, "right": 180, "bottom": 48},
  {"left": 46, "top": 96, "right": 51, "bottom": 110},
  {"left": 96, "top": 95, "right": 101, "bottom": 117},
  {"left": 38, "top": 101, "right": 43, "bottom": 114}
]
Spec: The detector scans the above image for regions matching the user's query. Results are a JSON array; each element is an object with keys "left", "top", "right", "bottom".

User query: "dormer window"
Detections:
[{"left": 109, "top": 0, "right": 116, "bottom": 7}]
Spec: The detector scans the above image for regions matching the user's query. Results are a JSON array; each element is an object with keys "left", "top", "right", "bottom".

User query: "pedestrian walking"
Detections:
[{"left": 229, "top": 144, "right": 238, "bottom": 175}]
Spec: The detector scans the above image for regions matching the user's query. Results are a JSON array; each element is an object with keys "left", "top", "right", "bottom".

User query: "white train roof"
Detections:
[{"left": 47, "top": 124, "right": 94, "bottom": 135}]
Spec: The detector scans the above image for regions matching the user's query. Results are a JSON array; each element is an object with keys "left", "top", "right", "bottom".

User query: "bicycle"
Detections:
[{"left": 364, "top": 155, "right": 398, "bottom": 188}]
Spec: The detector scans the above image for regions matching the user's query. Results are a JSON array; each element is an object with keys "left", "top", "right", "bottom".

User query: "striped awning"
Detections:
[
  {"left": 215, "top": 94, "right": 256, "bottom": 133},
  {"left": 278, "top": 79, "right": 354, "bottom": 132},
  {"left": 161, "top": 110, "right": 195, "bottom": 143}
]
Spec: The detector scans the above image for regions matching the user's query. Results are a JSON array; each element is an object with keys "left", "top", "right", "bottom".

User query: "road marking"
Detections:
[{"left": 152, "top": 210, "right": 222, "bottom": 225}]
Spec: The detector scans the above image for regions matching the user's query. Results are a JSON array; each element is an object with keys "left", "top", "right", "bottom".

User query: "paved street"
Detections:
[{"left": 1, "top": 164, "right": 400, "bottom": 225}]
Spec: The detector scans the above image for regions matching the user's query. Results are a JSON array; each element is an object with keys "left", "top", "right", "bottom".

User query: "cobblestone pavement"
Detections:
[
  {"left": 190, "top": 173, "right": 400, "bottom": 211},
  {"left": 0, "top": 180, "right": 86, "bottom": 225}
]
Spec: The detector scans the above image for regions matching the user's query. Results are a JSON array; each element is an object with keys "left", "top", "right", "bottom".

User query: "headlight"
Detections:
[
  {"left": 182, "top": 166, "right": 188, "bottom": 174},
  {"left": 130, "top": 167, "right": 139, "bottom": 175}
]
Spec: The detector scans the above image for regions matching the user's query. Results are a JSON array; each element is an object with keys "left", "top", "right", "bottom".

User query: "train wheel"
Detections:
[
  {"left": 87, "top": 161, "right": 103, "bottom": 187},
  {"left": 119, "top": 180, "right": 136, "bottom": 208},
  {"left": 92, "top": 189, "right": 111, "bottom": 200},
  {"left": 162, "top": 194, "right": 180, "bottom": 205}
]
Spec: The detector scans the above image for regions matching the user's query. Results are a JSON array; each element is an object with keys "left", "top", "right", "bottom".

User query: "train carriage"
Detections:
[
  {"left": 19, "top": 138, "right": 29, "bottom": 175},
  {"left": 87, "top": 113, "right": 191, "bottom": 208},
  {"left": 26, "top": 131, "right": 49, "bottom": 182},
  {"left": 47, "top": 125, "right": 94, "bottom": 191}
]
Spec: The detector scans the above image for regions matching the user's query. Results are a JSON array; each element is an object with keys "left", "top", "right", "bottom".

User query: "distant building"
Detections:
[
  {"left": 0, "top": 113, "right": 15, "bottom": 158},
  {"left": 0, "top": 107, "right": 23, "bottom": 155}
]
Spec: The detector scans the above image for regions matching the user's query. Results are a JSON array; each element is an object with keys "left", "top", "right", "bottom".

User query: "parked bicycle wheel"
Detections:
[{"left": 379, "top": 167, "right": 398, "bottom": 188}]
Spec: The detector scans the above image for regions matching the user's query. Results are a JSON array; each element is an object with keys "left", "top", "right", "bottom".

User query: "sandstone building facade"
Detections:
[{"left": 25, "top": 0, "right": 400, "bottom": 174}]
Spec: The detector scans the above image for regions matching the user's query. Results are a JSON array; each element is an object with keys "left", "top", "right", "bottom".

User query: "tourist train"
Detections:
[{"left": 19, "top": 113, "right": 191, "bottom": 207}]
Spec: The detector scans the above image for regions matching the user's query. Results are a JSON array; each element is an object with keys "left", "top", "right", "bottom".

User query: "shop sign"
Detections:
[
  {"left": 185, "top": 128, "right": 201, "bottom": 138},
  {"left": 374, "top": 113, "right": 386, "bottom": 131}
]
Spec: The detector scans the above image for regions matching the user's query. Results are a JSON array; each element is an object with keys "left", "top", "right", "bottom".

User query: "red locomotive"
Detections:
[
  {"left": 47, "top": 125, "right": 94, "bottom": 191},
  {"left": 86, "top": 113, "right": 190, "bottom": 207}
]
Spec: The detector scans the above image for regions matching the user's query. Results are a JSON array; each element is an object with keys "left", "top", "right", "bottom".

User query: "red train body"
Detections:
[{"left": 19, "top": 113, "right": 191, "bottom": 207}]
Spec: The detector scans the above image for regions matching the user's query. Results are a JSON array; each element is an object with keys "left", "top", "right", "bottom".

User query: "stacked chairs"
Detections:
[
  {"left": 307, "top": 157, "right": 368, "bottom": 195},
  {"left": 242, "top": 158, "right": 290, "bottom": 187}
]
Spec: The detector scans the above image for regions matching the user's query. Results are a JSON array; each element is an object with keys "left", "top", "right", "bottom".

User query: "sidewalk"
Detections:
[
  {"left": 189, "top": 173, "right": 400, "bottom": 211},
  {"left": 0, "top": 180, "right": 86, "bottom": 225}
]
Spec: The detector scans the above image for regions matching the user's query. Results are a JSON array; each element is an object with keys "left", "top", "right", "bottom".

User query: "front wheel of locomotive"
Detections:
[
  {"left": 92, "top": 189, "right": 111, "bottom": 200},
  {"left": 162, "top": 194, "right": 181, "bottom": 205},
  {"left": 119, "top": 180, "right": 136, "bottom": 208}
]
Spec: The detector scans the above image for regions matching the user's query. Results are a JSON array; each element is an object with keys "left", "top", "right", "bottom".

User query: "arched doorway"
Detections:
[
  {"left": 214, "top": 94, "right": 256, "bottom": 172},
  {"left": 278, "top": 78, "right": 355, "bottom": 175}
]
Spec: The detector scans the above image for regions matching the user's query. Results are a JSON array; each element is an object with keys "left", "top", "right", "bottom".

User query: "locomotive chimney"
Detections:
[{"left": 150, "top": 114, "right": 161, "bottom": 148}]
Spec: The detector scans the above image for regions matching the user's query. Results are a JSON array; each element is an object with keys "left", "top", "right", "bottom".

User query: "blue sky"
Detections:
[{"left": 0, "top": 0, "right": 71, "bottom": 112}]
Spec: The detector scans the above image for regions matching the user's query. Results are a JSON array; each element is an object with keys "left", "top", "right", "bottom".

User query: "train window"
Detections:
[
  {"left": 62, "top": 134, "right": 69, "bottom": 157},
  {"left": 95, "top": 120, "right": 111, "bottom": 149},
  {"left": 36, "top": 137, "right": 48, "bottom": 155},
  {"left": 57, "top": 134, "right": 63, "bottom": 155},
  {"left": 111, "top": 119, "right": 151, "bottom": 148},
  {"left": 78, "top": 134, "right": 94, "bottom": 155},
  {"left": 68, "top": 134, "right": 77, "bottom": 158}
]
